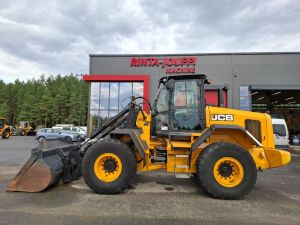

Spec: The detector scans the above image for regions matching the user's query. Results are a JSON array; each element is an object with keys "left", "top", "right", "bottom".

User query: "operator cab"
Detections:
[{"left": 151, "top": 74, "right": 209, "bottom": 140}]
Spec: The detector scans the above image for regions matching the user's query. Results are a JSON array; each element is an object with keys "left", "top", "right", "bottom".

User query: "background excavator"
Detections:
[{"left": 7, "top": 74, "right": 291, "bottom": 199}]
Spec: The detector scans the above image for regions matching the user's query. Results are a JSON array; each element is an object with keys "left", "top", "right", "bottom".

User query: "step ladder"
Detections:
[{"left": 174, "top": 154, "right": 190, "bottom": 178}]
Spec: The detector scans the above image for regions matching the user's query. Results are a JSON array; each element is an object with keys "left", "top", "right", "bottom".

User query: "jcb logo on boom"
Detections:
[{"left": 211, "top": 114, "right": 234, "bottom": 121}]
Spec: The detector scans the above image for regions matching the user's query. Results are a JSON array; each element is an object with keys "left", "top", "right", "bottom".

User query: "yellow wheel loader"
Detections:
[
  {"left": 7, "top": 74, "right": 291, "bottom": 199},
  {"left": 18, "top": 121, "right": 36, "bottom": 136},
  {"left": 0, "top": 117, "right": 12, "bottom": 139}
]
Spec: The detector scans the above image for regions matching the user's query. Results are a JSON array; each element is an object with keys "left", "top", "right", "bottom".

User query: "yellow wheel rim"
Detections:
[
  {"left": 94, "top": 153, "right": 122, "bottom": 182},
  {"left": 213, "top": 157, "right": 244, "bottom": 187}
]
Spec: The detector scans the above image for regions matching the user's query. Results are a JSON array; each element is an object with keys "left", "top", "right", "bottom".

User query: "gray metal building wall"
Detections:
[{"left": 89, "top": 52, "right": 300, "bottom": 110}]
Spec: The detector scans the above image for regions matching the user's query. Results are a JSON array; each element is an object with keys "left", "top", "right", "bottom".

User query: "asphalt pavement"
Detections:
[{"left": 0, "top": 136, "right": 300, "bottom": 225}]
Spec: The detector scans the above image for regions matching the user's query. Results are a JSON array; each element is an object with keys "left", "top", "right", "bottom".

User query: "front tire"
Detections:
[
  {"left": 197, "top": 142, "right": 257, "bottom": 199},
  {"left": 38, "top": 136, "right": 46, "bottom": 143},
  {"left": 82, "top": 138, "right": 136, "bottom": 194}
]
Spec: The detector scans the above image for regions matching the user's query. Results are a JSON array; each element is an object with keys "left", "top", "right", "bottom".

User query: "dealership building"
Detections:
[{"left": 83, "top": 52, "right": 300, "bottom": 134}]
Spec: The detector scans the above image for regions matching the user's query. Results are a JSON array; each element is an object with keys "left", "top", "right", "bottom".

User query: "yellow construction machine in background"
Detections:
[
  {"left": 16, "top": 121, "right": 36, "bottom": 136},
  {"left": 0, "top": 117, "right": 13, "bottom": 139}
]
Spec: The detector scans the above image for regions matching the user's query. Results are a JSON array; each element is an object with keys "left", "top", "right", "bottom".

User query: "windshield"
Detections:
[{"left": 273, "top": 124, "right": 286, "bottom": 136}]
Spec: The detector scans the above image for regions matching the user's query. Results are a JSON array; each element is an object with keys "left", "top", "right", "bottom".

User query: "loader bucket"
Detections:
[{"left": 6, "top": 140, "right": 80, "bottom": 193}]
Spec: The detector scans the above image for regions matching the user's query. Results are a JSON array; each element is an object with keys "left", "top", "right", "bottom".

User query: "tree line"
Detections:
[{"left": 0, "top": 74, "right": 89, "bottom": 127}]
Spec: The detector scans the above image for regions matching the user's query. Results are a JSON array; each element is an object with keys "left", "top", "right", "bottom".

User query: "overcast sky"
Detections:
[{"left": 0, "top": 0, "right": 299, "bottom": 83}]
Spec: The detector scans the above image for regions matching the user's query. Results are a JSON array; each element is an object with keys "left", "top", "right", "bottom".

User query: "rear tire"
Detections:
[
  {"left": 196, "top": 142, "right": 257, "bottom": 199},
  {"left": 82, "top": 138, "right": 136, "bottom": 194}
]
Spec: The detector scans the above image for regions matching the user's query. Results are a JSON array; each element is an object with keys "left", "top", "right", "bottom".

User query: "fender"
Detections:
[
  {"left": 110, "top": 128, "right": 148, "bottom": 163},
  {"left": 191, "top": 124, "right": 262, "bottom": 152}
]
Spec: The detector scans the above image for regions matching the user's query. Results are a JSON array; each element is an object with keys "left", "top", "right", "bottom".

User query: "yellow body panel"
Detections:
[
  {"left": 264, "top": 148, "right": 291, "bottom": 168},
  {"left": 133, "top": 106, "right": 290, "bottom": 173}
]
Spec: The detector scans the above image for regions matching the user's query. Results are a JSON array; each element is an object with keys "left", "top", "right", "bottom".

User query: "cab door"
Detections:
[{"left": 171, "top": 79, "right": 205, "bottom": 132}]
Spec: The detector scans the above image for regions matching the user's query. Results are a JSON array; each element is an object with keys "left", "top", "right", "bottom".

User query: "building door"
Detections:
[{"left": 251, "top": 88, "right": 300, "bottom": 136}]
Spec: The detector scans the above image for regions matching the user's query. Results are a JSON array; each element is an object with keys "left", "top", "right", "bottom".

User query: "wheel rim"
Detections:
[
  {"left": 213, "top": 157, "right": 244, "bottom": 187},
  {"left": 66, "top": 137, "right": 72, "bottom": 142},
  {"left": 39, "top": 137, "right": 45, "bottom": 142},
  {"left": 94, "top": 153, "right": 122, "bottom": 182}
]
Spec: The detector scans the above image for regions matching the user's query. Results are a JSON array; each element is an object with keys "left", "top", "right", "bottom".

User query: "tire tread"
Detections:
[
  {"left": 82, "top": 137, "right": 136, "bottom": 194},
  {"left": 196, "top": 141, "right": 257, "bottom": 199}
]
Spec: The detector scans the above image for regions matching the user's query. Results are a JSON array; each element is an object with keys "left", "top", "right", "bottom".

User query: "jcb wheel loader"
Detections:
[{"left": 7, "top": 74, "right": 291, "bottom": 199}]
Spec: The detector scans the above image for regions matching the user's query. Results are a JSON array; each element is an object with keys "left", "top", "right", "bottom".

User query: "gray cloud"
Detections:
[{"left": 0, "top": 0, "right": 299, "bottom": 83}]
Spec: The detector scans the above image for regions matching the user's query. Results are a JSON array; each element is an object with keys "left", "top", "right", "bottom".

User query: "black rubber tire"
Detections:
[
  {"left": 64, "top": 136, "right": 72, "bottom": 143},
  {"left": 82, "top": 138, "right": 136, "bottom": 194},
  {"left": 20, "top": 130, "right": 26, "bottom": 136},
  {"left": 196, "top": 142, "right": 257, "bottom": 199},
  {"left": 38, "top": 136, "right": 46, "bottom": 143}
]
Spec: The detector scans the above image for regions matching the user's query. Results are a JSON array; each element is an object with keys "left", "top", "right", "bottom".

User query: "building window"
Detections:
[
  {"left": 240, "top": 86, "right": 250, "bottom": 110},
  {"left": 89, "top": 82, "right": 144, "bottom": 133}
]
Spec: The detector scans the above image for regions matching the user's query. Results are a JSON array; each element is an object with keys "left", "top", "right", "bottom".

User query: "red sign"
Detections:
[{"left": 130, "top": 57, "right": 197, "bottom": 74}]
